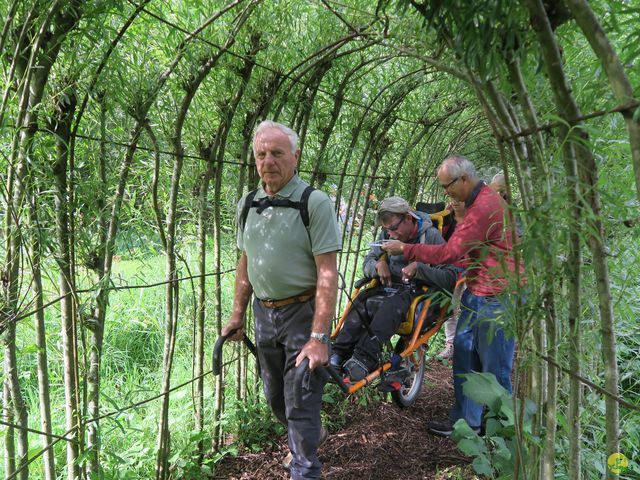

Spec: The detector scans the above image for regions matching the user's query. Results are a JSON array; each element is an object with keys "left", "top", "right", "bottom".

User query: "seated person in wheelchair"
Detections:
[{"left": 331, "top": 196, "right": 457, "bottom": 381}]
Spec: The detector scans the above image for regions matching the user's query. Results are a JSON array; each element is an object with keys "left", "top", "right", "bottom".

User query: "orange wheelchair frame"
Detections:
[{"left": 332, "top": 279, "right": 448, "bottom": 384}]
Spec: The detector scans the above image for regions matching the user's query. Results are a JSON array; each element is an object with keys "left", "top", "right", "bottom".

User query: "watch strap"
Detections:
[{"left": 310, "top": 332, "right": 329, "bottom": 344}]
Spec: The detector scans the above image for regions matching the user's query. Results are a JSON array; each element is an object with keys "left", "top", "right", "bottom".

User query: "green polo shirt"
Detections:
[{"left": 237, "top": 175, "right": 341, "bottom": 300}]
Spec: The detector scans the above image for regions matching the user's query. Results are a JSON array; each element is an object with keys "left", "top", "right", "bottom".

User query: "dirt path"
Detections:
[{"left": 213, "top": 360, "right": 474, "bottom": 479}]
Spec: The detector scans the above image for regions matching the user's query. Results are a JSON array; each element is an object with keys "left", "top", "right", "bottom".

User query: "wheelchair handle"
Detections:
[
  {"left": 353, "top": 277, "right": 373, "bottom": 289},
  {"left": 212, "top": 328, "right": 259, "bottom": 376},
  {"left": 293, "top": 358, "right": 349, "bottom": 409}
]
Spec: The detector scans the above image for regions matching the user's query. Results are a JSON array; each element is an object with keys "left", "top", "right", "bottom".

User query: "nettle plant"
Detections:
[{"left": 452, "top": 373, "right": 537, "bottom": 479}]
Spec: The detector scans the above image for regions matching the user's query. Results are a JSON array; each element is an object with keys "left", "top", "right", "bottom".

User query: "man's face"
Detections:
[
  {"left": 437, "top": 168, "right": 468, "bottom": 202},
  {"left": 450, "top": 199, "right": 465, "bottom": 216},
  {"left": 382, "top": 213, "right": 414, "bottom": 242},
  {"left": 254, "top": 128, "right": 299, "bottom": 195}
]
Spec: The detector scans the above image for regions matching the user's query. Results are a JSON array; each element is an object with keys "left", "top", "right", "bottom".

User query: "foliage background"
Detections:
[{"left": 0, "top": 0, "right": 639, "bottom": 478}]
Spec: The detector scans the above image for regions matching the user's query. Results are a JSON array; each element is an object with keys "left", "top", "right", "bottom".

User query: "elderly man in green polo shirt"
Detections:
[{"left": 222, "top": 120, "right": 341, "bottom": 480}]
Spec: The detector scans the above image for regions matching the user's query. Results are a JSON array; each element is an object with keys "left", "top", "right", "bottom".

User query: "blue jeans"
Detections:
[{"left": 450, "top": 289, "right": 516, "bottom": 428}]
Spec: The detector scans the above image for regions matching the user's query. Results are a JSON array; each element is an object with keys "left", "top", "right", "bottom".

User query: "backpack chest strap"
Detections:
[
  {"left": 252, "top": 197, "right": 302, "bottom": 215},
  {"left": 241, "top": 185, "right": 315, "bottom": 230}
]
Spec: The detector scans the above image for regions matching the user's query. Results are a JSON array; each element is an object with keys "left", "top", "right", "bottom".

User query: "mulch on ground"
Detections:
[{"left": 212, "top": 359, "right": 473, "bottom": 479}]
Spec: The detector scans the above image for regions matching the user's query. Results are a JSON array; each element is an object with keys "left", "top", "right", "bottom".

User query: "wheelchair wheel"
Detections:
[{"left": 391, "top": 347, "right": 426, "bottom": 408}]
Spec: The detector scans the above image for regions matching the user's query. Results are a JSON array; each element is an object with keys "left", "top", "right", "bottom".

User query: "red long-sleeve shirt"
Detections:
[{"left": 404, "top": 183, "right": 523, "bottom": 296}]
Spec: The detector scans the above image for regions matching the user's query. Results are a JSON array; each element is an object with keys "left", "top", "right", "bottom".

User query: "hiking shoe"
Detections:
[
  {"left": 283, "top": 425, "right": 328, "bottom": 469},
  {"left": 437, "top": 341, "right": 454, "bottom": 360},
  {"left": 343, "top": 357, "right": 370, "bottom": 382},
  {"left": 426, "top": 419, "right": 480, "bottom": 438}
]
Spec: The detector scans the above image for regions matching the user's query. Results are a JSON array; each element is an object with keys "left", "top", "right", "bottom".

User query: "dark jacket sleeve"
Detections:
[{"left": 413, "top": 263, "right": 457, "bottom": 292}]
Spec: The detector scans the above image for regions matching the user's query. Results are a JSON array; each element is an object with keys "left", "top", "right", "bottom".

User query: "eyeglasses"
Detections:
[
  {"left": 440, "top": 177, "right": 459, "bottom": 190},
  {"left": 383, "top": 216, "right": 404, "bottom": 232}
]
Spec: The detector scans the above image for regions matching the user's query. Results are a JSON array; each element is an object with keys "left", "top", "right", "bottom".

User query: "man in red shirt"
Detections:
[{"left": 383, "top": 155, "right": 524, "bottom": 437}]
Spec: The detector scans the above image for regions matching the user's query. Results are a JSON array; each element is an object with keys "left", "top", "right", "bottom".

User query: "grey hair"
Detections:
[
  {"left": 437, "top": 154, "right": 479, "bottom": 181},
  {"left": 491, "top": 172, "right": 506, "bottom": 187},
  {"left": 253, "top": 120, "right": 299, "bottom": 154}
]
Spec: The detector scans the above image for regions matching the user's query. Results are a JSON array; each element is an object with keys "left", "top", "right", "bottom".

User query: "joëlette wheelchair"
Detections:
[
  {"left": 318, "top": 270, "right": 454, "bottom": 408},
  {"left": 213, "top": 202, "right": 457, "bottom": 409}
]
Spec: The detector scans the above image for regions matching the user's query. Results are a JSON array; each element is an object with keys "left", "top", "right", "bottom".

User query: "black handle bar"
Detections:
[
  {"left": 212, "top": 328, "right": 259, "bottom": 376},
  {"left": 293, "top": 358, "right": 349, "bottom": 409}
]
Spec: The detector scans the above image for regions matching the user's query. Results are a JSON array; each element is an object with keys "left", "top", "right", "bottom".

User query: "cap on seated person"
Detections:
[{"left": 376, "top": 196, "right": 419, "bottom": 225}]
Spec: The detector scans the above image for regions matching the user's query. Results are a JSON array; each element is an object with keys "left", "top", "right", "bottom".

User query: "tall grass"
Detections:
[{"left": 5, "top": 236, "right": 242, "bottom": 478}]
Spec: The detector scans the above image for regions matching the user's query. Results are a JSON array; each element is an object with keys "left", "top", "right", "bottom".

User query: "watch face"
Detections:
[{"left": 311, "top": 332, "right": 329, "bottom": 344}]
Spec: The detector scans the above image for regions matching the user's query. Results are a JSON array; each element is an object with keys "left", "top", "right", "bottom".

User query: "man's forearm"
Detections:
[
  {"left": 231, "top": 253, "right": 253, "bottom": 322},
  {"left": 312, "top": 252, "right": 338, "bottom": 334},
  {"left": 312, "top": 281, "right": 337, "bottom": 334}
]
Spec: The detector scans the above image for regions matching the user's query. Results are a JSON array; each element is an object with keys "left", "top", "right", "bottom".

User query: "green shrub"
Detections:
[
  {"left": 221, "top": 393, "right": 285, "bottom": 451},
  {"left": 452, "top": 372, "right": 536, "bottom": 479}
]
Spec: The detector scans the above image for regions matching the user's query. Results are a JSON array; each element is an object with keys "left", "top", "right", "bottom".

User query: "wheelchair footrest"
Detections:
[
  {"left": 377, "top": 380, "right": 402, "bottom": 392},
  {"left": 377, "top": 363, "right": 411, "bottom": 392}
]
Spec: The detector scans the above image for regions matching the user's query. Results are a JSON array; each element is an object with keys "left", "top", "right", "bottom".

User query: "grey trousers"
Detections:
[{"left": 253, "top": 298, "right": 326, "bottom": 480}]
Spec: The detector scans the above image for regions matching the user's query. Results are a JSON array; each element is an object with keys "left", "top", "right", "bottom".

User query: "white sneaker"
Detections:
[
  {"left": 282, "top": 425, "right": 328, "bottom": 469},
  {"left": 438, "top": 341, "right": 454, "bottom": 360}
]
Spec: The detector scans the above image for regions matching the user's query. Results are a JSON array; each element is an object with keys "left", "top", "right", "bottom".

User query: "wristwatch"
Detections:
[{"left": 310, "top": 332, "right": 330, "bottom": 344}]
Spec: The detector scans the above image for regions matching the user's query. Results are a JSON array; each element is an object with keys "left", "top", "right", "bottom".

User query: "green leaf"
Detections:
[
  {"left": 460, "top": 372, "right": 510, "bottom": 412},
  {"left": 492, "top": 436, "right": 511, "bottom": 461},
  {"left": 452, "top": 418, "right": 480, "bottom": 440},
  {"left": 189, "top": 431, "right": 206, "bottom": 443},
  {"left": 498, "top": 397, "right": 515, "bottom": 424},
  {"left": 322, "top": 393, "right": 335, "bottom": 403},
  {"left": 22, "top": 344, "right": 42, "bottom": 354},
  {"left": 27, "top": 446, "right": 44, "bottom": 461},
  {"left": 500, "top": 424, "right": 516, "bottom": 438},
  {"left": 485, "top": 418, "right": 502, "bottom": 437},
  {"left": 458, "top": 437, "right": 487, "bottom": 456},
  {"left": 472, "top": 455, "right": 495, "bottom": 476},
  {"left": 523, "top": 399, "right": 537, "bottom": 423}
]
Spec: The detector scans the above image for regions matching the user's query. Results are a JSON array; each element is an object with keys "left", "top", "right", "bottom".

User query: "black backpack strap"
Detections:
[
  {"left": 241, "top": 185, "right": 316, "bottom": 230},
  {"left": 299, "top": 185, "right": 315, "bottom": 228},
  {"left": 252, "top": 197, "right": 301, "bottom": 214},
  {"left": 240, "top": 189, "right": 258, "bottom": 231}
]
